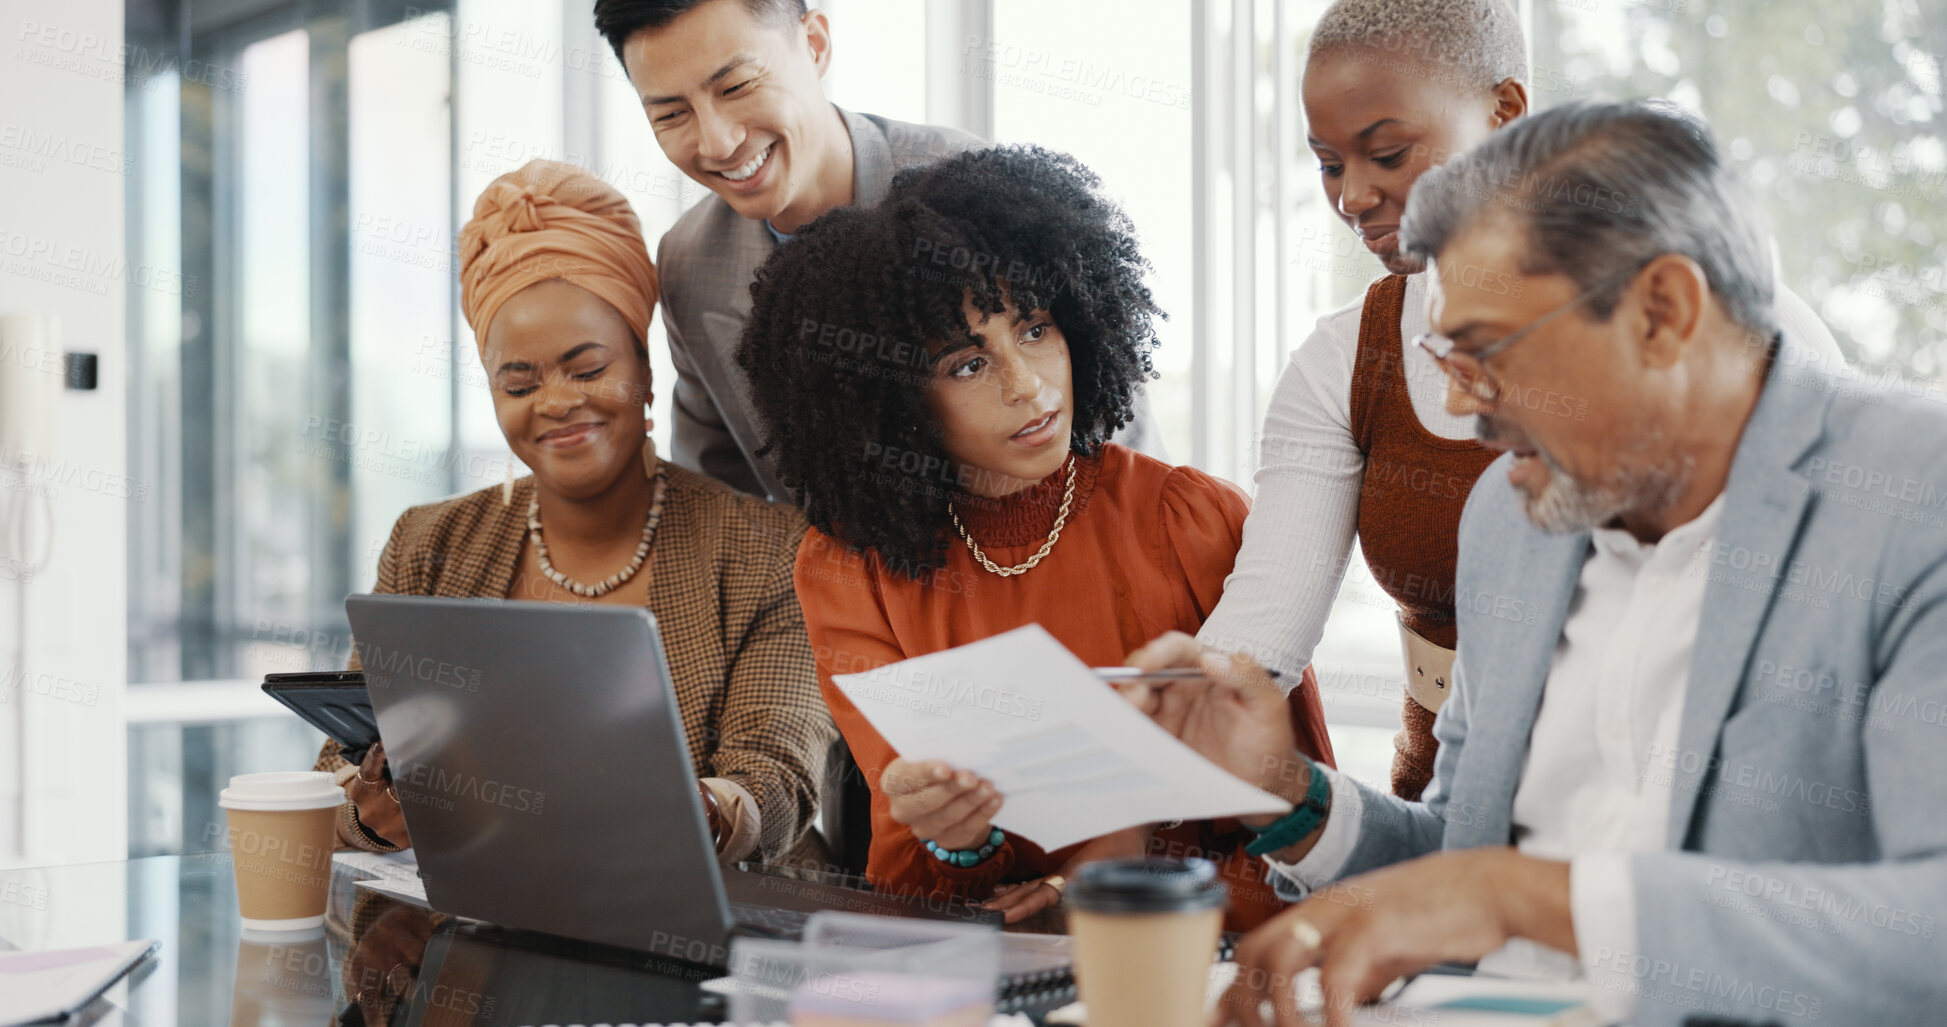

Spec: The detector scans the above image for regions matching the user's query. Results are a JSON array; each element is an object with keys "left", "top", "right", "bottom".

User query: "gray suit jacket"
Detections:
[
  {"left": 655, "top": 106, "right": 1164, "bottom": 500},
  {"left": 1295, "top": 339, "right": 1947, "bottom": 1025}
]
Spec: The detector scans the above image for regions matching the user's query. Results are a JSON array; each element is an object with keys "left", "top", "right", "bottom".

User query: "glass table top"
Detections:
[{"left": 2, "top": 851, "right": 1056, "bottom": 1026}]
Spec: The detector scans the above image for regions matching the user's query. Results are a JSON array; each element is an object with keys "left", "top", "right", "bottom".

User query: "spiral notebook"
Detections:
[
  {"left": 695, "top": 931, "right": 1076, "bottom": 1015},
  {"left": 511, "top": 1020, "right": 1035, "bottom": 1027}
]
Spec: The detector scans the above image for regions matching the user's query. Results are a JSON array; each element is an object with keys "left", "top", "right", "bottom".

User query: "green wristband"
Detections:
[{"left": 1244, "top": 755, "right": 1330, "bottom": 857}]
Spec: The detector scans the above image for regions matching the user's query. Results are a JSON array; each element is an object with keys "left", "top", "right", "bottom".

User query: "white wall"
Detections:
[{"left": 0, "top": 0, "right": 129, "bottom": 869}]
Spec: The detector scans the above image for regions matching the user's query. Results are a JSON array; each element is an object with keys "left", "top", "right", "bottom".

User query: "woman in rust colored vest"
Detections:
[
  {"left": 1196, "top": 0, "right": 1527, "bottom": 799},
  {"left": 1200, "top": 0, "right": 1845, "bottom": 801}
]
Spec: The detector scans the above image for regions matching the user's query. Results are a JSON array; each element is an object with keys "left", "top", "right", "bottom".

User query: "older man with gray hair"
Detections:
[{"left": 1125, "top": 100, "right": 1945, "bottom": 1026}]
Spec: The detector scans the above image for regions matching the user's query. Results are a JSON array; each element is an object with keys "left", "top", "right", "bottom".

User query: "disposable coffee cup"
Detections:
[
  {"left": 1066, "top": 857, "right": 1227, "bottom": 1027},
  {"left": 219, "top": 771, "right": 344, "bottom": 931}
]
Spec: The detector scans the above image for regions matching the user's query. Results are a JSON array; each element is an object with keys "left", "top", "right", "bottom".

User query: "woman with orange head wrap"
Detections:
[{"left": 315, "top": 161, "right": 834, "bottom": 869}]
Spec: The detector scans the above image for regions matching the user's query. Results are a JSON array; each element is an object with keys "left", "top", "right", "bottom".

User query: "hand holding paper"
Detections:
[
  {"left": 881, "top": 759, "right": 1005, "bottom": 851},
  {"left": 1116, "top": 630, "right": 1307, "bottom": 819},
  {"left": 831, "top": 625, "right": 1292, "bottom": 851}
]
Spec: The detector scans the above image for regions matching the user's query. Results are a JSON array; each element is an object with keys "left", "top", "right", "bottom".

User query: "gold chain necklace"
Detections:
[{"left": 948, "top": 458, "right": 1077, "bottom": 577}]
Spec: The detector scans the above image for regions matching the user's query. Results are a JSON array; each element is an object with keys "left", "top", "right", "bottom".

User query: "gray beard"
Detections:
[{"left": 1480, "top": 416, "right": 1691, "bottom": 534}]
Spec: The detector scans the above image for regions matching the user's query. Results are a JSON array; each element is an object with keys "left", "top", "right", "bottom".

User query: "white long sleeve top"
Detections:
[{"left": 1197, "top": 273, "right": 1843, "bottom": 684}]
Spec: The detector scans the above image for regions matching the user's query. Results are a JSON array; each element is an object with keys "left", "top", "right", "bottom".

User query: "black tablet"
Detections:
[{"left": 262, "top": 671, "right": 380, "bottom": 765}]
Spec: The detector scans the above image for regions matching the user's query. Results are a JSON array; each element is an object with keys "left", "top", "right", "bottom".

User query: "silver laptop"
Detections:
[{"left": 344, "top": 594, "right": 999, "bottom": 965}]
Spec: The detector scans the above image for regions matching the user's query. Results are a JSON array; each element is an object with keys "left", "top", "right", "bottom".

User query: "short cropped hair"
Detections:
[
  {"left": 735, "top": 146, "right": 1162, "bottom": 571},
  {"left": 1308, "top": 0, "right": 1529, "bottom": 91},
  {"left": 1401, "top": 100, "right": 1777, "bottom": 339},
  {"left": 594, "top": 0, "right": 807, "bottom": 65}
]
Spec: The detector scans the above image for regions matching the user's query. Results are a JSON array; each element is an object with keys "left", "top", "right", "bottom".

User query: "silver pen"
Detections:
[{"left": 1093, "top": 666, "right": 1284, "bottom": 682}]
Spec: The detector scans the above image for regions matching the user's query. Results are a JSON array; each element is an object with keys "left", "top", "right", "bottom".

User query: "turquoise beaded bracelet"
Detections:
[
  {"left": 925, "top": 828, "right": 1006, "bottom": 868},
  {"left": 1244, "top": 755, "right": 1330, "bottom": 857}
]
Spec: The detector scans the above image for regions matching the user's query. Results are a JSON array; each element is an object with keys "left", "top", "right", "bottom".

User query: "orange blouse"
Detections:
[{"left": 795, "top": 444, "right": 1331, "bottom": 931}]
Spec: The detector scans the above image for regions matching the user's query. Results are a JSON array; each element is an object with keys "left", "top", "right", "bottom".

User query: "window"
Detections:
[
  {"left": 990, "top": 0, "right": 1199, "bottom": 461},
  {"left": 1531, "top": 0, "right": 1946, "bottom": 379},
  {"left": 821, "top": 0, "right": 927, "bottom": 125},
  {"left": 346, "top": 13, "right": 461, "bottom": 598},
  {"left": 449, "top": 0, "right": 568, "bottom": 498},
  {"left": 231, "top": 30, "right": 322, "bottom": 675}
]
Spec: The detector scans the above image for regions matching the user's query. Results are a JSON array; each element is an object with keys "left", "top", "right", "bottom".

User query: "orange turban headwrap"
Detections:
[{"left": 457, "top": 159, "right": 660, "bottom": 352}]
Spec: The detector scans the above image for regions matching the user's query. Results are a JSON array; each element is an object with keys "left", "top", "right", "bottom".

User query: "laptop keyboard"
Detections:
[{"left": 727, "top": 902, "right": 813, "bottom": 938}]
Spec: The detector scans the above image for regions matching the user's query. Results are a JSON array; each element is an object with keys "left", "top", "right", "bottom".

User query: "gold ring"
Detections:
[
  {"left": 1042, "top": 874, "right": 1067, "bottom": 897},
  {"left": 1289, "top": 918, "right": 1323, "bottom": 950}
]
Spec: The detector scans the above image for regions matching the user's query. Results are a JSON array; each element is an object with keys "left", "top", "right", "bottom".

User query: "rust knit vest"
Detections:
[{"left": 1348, "top": 275, "right": 1498, "bottom": 799}]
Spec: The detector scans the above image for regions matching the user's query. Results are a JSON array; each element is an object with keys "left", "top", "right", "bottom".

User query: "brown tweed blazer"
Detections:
[{"left": 319, "top": 462, "right": 834, "bottom": 861}]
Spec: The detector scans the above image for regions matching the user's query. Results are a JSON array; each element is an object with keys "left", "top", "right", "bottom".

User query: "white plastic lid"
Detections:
[
  {"left": 241, "top": 914, "right": 327, "bottom": 931},
  {"left": 218, "top": 771, "right": 345, "bottom": 812}
]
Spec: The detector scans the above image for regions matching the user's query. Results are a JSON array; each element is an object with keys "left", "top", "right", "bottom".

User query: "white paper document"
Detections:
[
  {"left": 333, "top": 847, "right": 421, "bottom": 882},
  {"left": 831, "top": 624, "right": 1290, "bottom": 850},
  {"left": 336, "top": 849, "right": 434, "bottom": 908},
  {"left": 355, "top": 874, "right": 432, "bottom": 908},
  {"left": 1057, "top": 966, "right": 1600, "bottom": 1027}
]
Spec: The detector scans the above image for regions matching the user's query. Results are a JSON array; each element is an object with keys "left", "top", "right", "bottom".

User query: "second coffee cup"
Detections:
[
  {"left": 219, "top": 771, "right": 344, "bottom": 931},
  {"left": 1066, "top": 857, "right": 1228, "bottom": 1027}
]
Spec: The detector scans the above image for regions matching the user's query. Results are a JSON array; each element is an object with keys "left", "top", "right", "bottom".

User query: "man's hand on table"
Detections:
[{"left": 1216, "top": 848, "right": 1575, "bottom": 1027}]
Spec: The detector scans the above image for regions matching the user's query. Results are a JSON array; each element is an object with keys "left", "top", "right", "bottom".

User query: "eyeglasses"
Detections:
[{"left": 1412, "top": 264, "right": 1643, "bottom": 403}]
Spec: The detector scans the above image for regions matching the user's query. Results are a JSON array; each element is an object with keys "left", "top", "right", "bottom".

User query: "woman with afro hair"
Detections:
[{"left": 737, "top": 145, "right": 1334, "bottom": 931}]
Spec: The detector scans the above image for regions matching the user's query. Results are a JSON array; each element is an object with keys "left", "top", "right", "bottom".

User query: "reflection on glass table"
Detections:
[
  {"left": 0, "top": 855, "right": 1068, "bottom": 1026},
  {"left": 0, "top": 852, "right": 720, "bottom": 1026}
]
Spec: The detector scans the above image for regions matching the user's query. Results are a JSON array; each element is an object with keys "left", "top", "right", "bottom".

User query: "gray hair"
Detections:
[
  {"left": 1308, "top": 0, "right": 1529, "bottom": 92},
  {"left": 1400, "top": 100, "right": 1777, "bottom": 339}
]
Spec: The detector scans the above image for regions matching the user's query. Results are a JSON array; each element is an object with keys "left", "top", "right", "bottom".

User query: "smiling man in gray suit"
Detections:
[
  {"left": 1127, "top": 101, "right": 1945, "bottom": 1027},
  {"left": 595, "top": 0, "right": 1161, "bottom": 500}
]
